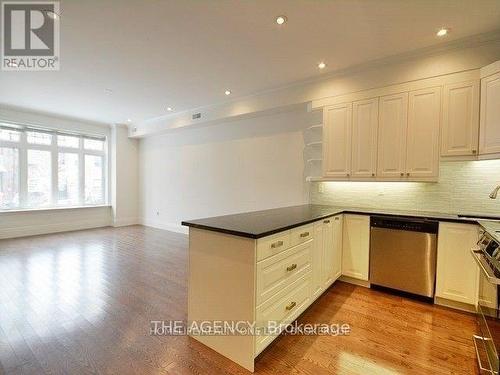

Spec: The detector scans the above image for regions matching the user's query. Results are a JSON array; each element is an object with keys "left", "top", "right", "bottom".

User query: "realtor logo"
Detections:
[{"left": 2, "top": 1, "right": 60, "bottom": 70}]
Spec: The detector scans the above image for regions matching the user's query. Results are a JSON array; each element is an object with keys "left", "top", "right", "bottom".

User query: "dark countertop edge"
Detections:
[
  {"left": 181, "top": 211, "right": 341, "bottom": 239},
  {"left": 181, "top": 208, "right": 495, "bottom": 239}
]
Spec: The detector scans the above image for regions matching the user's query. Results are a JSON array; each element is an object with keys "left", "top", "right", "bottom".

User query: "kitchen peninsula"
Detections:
[{"left": 182, "top": 204, "right": 499, "bottom": 371}]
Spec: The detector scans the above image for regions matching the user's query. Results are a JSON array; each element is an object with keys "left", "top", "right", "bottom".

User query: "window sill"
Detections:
[{"left": 0, "top": 205, "right": 112, "bottom": 214}]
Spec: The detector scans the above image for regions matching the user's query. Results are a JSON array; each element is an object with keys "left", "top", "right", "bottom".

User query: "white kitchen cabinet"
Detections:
[
  {"left": 312, "top": 221, "right": 324, "bottom": 300},
  {"left": 435, "top": 222, "right": 479, "bottom": 305},
  {"left": 377, "top": 92, "right": 408, "bottom": 178},
  {"left": 479, "top": 71, "right": 500, "bottom": 156},
  {"left": 313, "top": 215, "right": 342, "bottom": 298},
  {"left": 332, "top": 215, "right": 343, "bottom": 281},
  {"left": 342, "top": 214, "right": 370, "bottom": 281},
  {"left": 351, "top": 98, "right": 378, "bottom": 178},
  {"left": 406, "top": 87, "right": 441, "bottom": 178},
  {"left": 323, "top": 103, "right": 352, "bottom": 178},
  {"left": 322, "top": 218, "right": 335, "bottom": 287},
  {"left": 441, "top": 81, "right": 480, "bottom": 157}
]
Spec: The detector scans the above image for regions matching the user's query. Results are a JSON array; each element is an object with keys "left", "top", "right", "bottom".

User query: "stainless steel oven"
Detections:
[{"left": 471, "top": 232, "right": 500, "bottom": 374}]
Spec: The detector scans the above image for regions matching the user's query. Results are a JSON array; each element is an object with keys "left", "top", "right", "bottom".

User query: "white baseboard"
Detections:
[
  {"left": 339, "top": 275, "right": 371, "bottom": 288},
  {"left": 140, "top": 218, "right": 188, "bottom": 234},
  {"left": 113, "top": 217, "right": 139, "bottom": 227},
  {"left": 434, "top": 296, "right": 476, "bottom": 313}
]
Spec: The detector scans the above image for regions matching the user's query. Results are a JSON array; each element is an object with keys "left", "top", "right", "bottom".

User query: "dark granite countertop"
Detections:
[
  {"left": 182, "top": 205, "right": 342, "bottom": 238},
  {"left": 181, "top": 204, "right": 500, "bottom": 239}
]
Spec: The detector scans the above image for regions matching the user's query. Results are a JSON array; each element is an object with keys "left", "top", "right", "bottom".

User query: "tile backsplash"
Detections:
[{"left": 311, "top": 160, "right": 500, "bottom": 216}]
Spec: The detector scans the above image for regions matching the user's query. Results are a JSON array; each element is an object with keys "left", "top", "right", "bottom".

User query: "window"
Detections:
[
  {"left": 57, "top": 135, "right": 79, "bottom": 148},
  {"left": 27, "top": 149, "right": 51, "bottom": 207},
  {"left": 27, "top": 131, "right": 52, "bottom": 145},
  {"left": 0, "top": 124, "right": 107, "bottom": 210},
  {"left": 85, "top": 155, "right": 104, "bottom": 204},
  {"left": 0, "top": 147, "right": 19, "bottom": 209},
  {"left": 84, "top": 138, "right": 104, "bottom": 151},
  {"left": 0, "top": 128, "right": 20, "bottom": 142},
  {"left": 58, "top": 153, "right": 79, "bottom": 205}
]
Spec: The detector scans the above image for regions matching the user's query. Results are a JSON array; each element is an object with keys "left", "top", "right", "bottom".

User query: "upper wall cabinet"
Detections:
[
  {"left": 315, "top": 64, "right": 500, "bottom": 182},
  {"left": 377, "top": 93, "right": 408, "bottom": 178},
  {"left": 323, "top": 103, "right": 352, "bottom": 178},
  {"left": 406, "top": 87, "right": 441, "bottom": 178},
  {"left": 351, "top": 98, "right": 378, "bottom": 178},
  {"left": 479, "top": 68, "right": 500, "bottom": 156},
  {"left": 441, "top": 80, "right": 480, "bottom": 157}
]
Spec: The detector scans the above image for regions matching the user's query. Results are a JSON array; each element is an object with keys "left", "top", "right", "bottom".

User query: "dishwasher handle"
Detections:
[{"left": 370, "top": 215, "right": 438, "bottom": 234}]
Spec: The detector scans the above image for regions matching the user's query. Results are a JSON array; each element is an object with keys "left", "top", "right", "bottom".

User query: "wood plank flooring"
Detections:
[{"left": 0, "top": 225, "right": 480, "bottom": 374}]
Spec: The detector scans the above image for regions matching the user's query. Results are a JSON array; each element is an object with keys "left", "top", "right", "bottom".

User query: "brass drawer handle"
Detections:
[
  {"left": 300, "top": 231, "right": 310, "bottom": 238},
  {"left": 285, "top": 301, "right": 297, "bottom": 311},
  {"left": 271, "top": 240, "right": 284, "bottom": 249},
  {"left": 407, "top": 172, "right": 410, "bottom": 177},
  {"left": 400, "top": 172, "right": 404, "bottom": 177},
  {"left": 286, "top": 263, "right": 297, "bottom": 272},
  {"left": 323, "top": 219, "right": 330, "bottom": 224}
]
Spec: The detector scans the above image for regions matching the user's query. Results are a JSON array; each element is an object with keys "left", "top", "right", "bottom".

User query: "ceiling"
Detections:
[{"left": 1, "top": 0, "right": 499, "bottom": 125}]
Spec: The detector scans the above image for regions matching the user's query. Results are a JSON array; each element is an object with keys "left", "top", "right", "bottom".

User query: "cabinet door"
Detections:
[
  {"left": 441, "top": 81, "right": 480, "bottom": 157},
  {"left": 435, "top": 222, "right": 479, "bottom": 305},
  {"left": 323, "top": 103, "right": 352, "bottom": 178},
  {"left": 406, "top": 87, "right": 441, "bottom": 178},
  {"left": 332, "top": 215, "right": 343, "bottom": 281},
  {"left": 352, "top": 98, "right": 378, "bottom": 178},
  {"left": 342, "top": 214, "right": 370, "bottom": 281},
  {"left": 377, "top": 93, "right": 408, "bottom": 178},
  {"left": 312, "top": 221, "right": 324, "bottom": 300},
  {"left": 322, "top": 218, "right": 334, "bottom": 287},
  {"left": 479, "top": 72, "right": 500, "bottom": 155}
]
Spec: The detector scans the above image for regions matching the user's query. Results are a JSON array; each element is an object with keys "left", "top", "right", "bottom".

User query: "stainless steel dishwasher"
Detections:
[{"left": 369, "top": 215, "right": 439, "bottom": 298}]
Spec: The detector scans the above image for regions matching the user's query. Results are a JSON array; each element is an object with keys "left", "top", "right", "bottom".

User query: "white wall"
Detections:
[
  {"left": 139, "top": 109, "right": 315, "bottom": 233},
  {"left": 311, "top": 160, "right": 500, "bottom": 216},
  {"left": 111, "top": 125, "right": 139, "bottom": 226}
]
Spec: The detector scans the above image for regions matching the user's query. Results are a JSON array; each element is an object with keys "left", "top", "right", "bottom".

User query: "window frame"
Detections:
[{"left": 0, "top": 124, "right": 108, "bottom": 211}]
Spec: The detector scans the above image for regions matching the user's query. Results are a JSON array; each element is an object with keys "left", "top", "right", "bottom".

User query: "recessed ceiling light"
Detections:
[
  {"left": 318, "top": 62, "right": 326, "bottom": 69},
  {"left": 276, "top": 16, "right": 287, "bottom": 25},
  {"left": 167, "top": 107, "right": 173, "bottom": 112},
  {"left": 225, "top": 90, "right": 231, "bottom": 96},
  {"left": 104, "top": 88, "right": 113, "bottom": 95},
  {"left": 127, "top": 119, "right": 132, "bottom": 122},
  {"left": 436, "top": 28, "right": 449, "bottom": 37}
]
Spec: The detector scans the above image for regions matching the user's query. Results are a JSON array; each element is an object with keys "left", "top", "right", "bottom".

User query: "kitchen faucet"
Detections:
[{"left": 490, "top": 185, "right": 500, "bottom": 199}]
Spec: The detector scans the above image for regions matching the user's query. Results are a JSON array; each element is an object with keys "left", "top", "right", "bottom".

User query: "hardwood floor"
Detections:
[{"left": 0, "top": 226, "right": 479, "bottom": 375}]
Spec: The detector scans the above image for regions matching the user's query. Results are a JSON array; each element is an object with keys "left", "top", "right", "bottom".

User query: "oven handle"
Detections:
[
  {"left": 473, "top": 335, "right": 495, "bottom": 374},
  {"left": 471, "top": 249, "right": 500, "bottom": 285}
]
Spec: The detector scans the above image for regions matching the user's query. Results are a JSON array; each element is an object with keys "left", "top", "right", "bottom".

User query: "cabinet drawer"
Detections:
[
  {"left": 257, "top": 231, "right": 291, "bottom": 261},
  {"left": 255, "top": 273, "right": 312, "bottom": 355},
  {"left": 256, "top": 240, "right": 312, "bottom": 306},
  {"left": 290, "top": 224, "right": 314, "bottom": 246}
]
